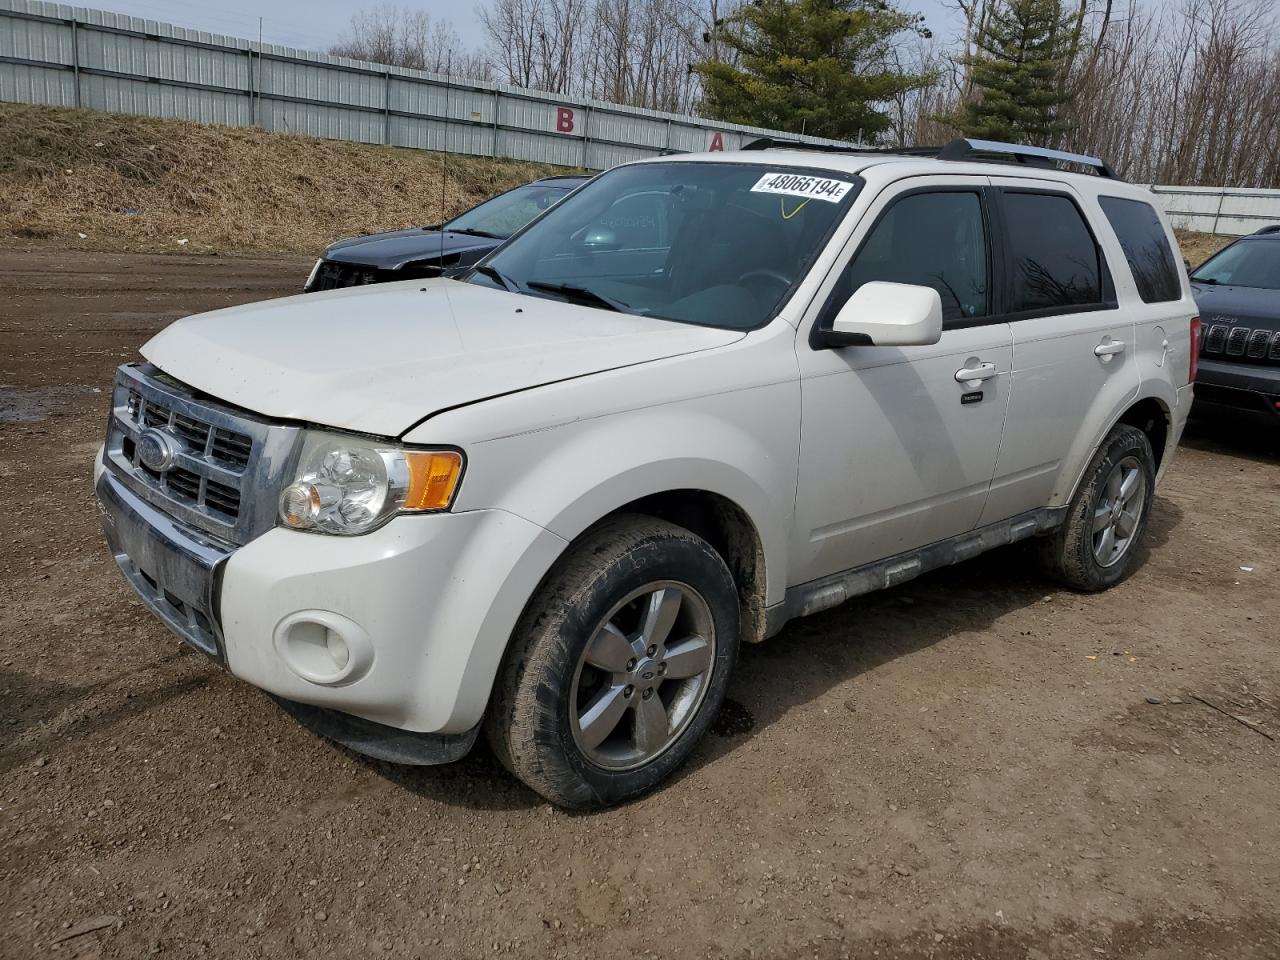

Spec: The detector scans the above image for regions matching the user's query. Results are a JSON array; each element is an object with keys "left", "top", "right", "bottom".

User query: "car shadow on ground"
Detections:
[
  {"left": 356, "top": 547, "right": 1054, "bottom": 812},
  {"left": 0, "top": 655, "right": 214, "bottom": 775},
  {"left": 351, "top": 494, "right": 1185, "bottom": 812},
  {"left": 1181, "top": 406, "right": 1280, "bottom": 465},
  {"left": 678, "top": 495, "right": 1186, "bottom": 788}
]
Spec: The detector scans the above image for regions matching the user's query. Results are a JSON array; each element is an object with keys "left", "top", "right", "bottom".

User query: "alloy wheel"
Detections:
[
  {"left": 1092, "top": 456, "right": 1146, "bottom": 568},
  {"left": 569, "top": 581, "right": 716, "bottom": 771}
]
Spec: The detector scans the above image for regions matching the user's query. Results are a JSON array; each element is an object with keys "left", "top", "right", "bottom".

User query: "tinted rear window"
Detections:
[
  {"left": 1003, "top": 192, "right": 1104, "bottom": 312},
  {"left": 1098, "top": 196, "right": 1181, "bottom": 302}
]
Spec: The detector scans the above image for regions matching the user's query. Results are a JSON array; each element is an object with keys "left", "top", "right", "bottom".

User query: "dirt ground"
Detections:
[{"left": 1, "top": 249, "right": 1278, "bottom": 960}]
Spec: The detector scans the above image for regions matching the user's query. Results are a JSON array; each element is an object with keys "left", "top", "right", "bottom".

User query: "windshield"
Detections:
[
  {"left": 445, "top": 182, "right": 577, "bottom": 239},
  {"left": 1191, "top": 239, "right": 1280, "bottom": 290},
  {"left": 468, "top": 161, "right": 863, "bottom": 329}
]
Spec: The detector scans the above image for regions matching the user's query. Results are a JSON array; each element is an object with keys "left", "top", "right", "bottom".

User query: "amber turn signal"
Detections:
[{"left": 402, "top": 450, "right": 464, "bottom": 511}]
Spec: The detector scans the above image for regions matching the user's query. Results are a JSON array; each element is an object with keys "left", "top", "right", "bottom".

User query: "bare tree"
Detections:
[
  {"left": 920, "top": 0, "right": 1280, "bottom": 186},
  {"left": 332, "top": 0, "right": 1280, "bottom": 187},
  {"left": 331, "top": 4, "right": 491, "bottom": 78}
]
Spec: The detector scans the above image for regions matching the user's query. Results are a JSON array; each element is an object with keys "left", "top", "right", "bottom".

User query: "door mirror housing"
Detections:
[{"left": 818, "top": 281, "right": 944, "bottom": 348}]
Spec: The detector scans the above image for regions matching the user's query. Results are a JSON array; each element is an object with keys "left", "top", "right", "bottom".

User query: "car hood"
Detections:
[
  {"left": 324, "top": 229, "right": 499, "bottom": 270},
  {"left": 1192, "top": 282, "right": 1280, "bottom": 330},
  {"left": 141, "top": 279, "right": 744, "bottom": 436}
]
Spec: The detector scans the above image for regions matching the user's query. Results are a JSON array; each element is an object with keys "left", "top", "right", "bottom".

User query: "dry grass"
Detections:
[
  {"left": 1175, "top": 229, "right": 1232, "bottom": 267},
  {"left": 0, "top": 104, "right": 1240, "bottom": 266},
  {"left": 0, "top": 104, "right": 573, "bottom": 256}
]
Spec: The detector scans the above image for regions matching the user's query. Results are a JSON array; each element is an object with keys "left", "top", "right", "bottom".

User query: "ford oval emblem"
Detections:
[{"left": 137, "top": 428, "right": 180, "bottom": 472}]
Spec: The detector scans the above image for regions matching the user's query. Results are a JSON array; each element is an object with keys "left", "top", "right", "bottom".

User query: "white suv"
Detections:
[{"left": 95, "top": 139, "right": 1199, "bottom": 808}]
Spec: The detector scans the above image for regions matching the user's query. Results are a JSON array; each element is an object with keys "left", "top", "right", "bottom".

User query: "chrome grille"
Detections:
[
  {"left": 1203, "top": 324, "right": 1229, "bottom": 353},
  {"left": 1226, "top": 327, "right": 1249, "bottom": 356},
  {"left": 1199, "top": 322, "right": 1280, "bottom": 366},
  {"left": 1247, "top": 329, "right": 1271, "bottom": 359},
  {"left": 104, "top": 363, "right": 301, "bottom": 546},
  {"left": 306, "top": 260, "right": 385, "bottom": 291}
]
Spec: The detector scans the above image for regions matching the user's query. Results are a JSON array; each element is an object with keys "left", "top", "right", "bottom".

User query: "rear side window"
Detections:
[
  {"left": 825, "top": 190, "right": 989, "bottom": 326},
  {"left": 1098, "top": 196, "right": 1181, "bottom": 303},
  {"left": 1002, "top": 192, "right": 1104, "bottom": 312}
]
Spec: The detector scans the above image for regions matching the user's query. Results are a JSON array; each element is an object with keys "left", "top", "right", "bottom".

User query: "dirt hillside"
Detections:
[
  {"left": 0, "top": 104, "right": 571, "bottom": 256},
  {"left": 0, "top": 104, "right": 1238, "bottom": 264}
]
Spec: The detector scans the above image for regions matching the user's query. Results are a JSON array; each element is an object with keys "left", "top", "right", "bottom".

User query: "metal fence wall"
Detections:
[
  {"left": 3, "top": 0, "right": 1280, "bottom": 235},
  {"left": 1141, "top": 184, "right": 1280, "bottom": 237},
  {"left": 0, "top": 0, "right": 855, "bottom": 170}
]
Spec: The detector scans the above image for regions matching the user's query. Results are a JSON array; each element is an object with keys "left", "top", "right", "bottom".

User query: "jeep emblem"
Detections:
[{"left": 137, "top": 428, "right": 180, "bottom": 472}]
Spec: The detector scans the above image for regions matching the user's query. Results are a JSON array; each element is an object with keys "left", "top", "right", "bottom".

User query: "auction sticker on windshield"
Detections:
[{"left": 750, "top": 172, "right": 854, "bottom": 203}]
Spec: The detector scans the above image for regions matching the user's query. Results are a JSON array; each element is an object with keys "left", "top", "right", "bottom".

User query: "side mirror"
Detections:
[
  {"left": 819, "top": 281, "right": 944, "bottom": 348},
  {"left": 581, "top": 226, "right": 621, "bottom": 252}
]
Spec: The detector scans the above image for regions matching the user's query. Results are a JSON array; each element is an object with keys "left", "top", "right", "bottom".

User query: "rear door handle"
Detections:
[
  {"left": 1094, "top": 339, "right": 1126, "bottom": 357},
  {"left": 955, "top": 362, "right": 997, "bottom": 383}
]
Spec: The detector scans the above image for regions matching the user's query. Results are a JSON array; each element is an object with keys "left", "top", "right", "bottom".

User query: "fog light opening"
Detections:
[
  {"left": 325, "top": 628, "right": 350, "bottom": 671},
  {"left": 272, "top": 611, "right": 372, "bottom": 686}
]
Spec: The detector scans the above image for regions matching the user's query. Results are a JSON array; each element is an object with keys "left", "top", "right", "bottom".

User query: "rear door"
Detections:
[
  {"left": 791, "top": 177, "right": 1015, "bottom": 582},
  {"left": 979, "top": 179, "right": 1139, "bottom": 524}
]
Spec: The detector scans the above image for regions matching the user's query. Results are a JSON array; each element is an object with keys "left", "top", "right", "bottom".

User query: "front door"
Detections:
[{"left": 792, "top": 179, "right": 1014, "bottom": 584}]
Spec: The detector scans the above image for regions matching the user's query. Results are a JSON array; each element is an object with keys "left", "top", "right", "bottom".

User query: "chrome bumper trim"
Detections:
[{"left": 97, "top": 467, "right": 232, "bottom": 663}]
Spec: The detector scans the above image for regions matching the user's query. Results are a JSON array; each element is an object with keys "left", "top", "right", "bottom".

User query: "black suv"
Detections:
[
  {"left": 1192, "top": 225, "right": 1280, "bottom": 419},
  {"left": 304, "top": 174, "right": 590, "bottom": 292}
]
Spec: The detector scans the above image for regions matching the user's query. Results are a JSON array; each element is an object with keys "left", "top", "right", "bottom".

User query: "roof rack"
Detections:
[
  {"left": 740, "top": 135, "right": 1119, "bottom": 179},
  {"left": 1252, "top": 224, "right": 1280, "bottom": 235},
  {"left": 941, "top": 139, "right": 1118, "bottom": 178}
]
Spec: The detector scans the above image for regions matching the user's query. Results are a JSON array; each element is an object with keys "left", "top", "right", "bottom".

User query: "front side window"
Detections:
[
  {"left": 1003, "top": 192, "right": 1104, "bottom": 312},
  {"left": 823, "top": 190, "right": 989, "bottom": 327},
  {"left": 471, "top": 162, "right": 863, "bottom": 330},
  {"left": 446, "top": 183, "right": 575, "bottom": 239},
  {"left": 1191, "top": 239, "right": 1280, "bottom": 291},
  {"left": 1098, "top": 196, "right": 1181, "bottom": 303}
]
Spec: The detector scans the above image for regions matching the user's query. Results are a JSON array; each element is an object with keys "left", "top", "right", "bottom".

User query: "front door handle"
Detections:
[
  {"left": 1094, "top": 339, "right": 1126, "bottom": 357},
  {"left": 955, "top": 362, "right": 997, "bottom": 383}
]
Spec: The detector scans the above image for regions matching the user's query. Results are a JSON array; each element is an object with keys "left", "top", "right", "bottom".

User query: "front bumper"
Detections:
[
  {"left": 97, "top": 468, "right": 231, "bottom": 662},
  {"left": 96, "top": 453, "right": 569, "bottom": 741},
  {"left": 1195, "top": 358, "right": 1280, "bottom": 417}
]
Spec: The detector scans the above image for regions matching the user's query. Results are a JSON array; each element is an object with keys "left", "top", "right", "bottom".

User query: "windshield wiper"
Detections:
[
  {"left": 525, "top": 281, "right": 630, "bottom": 313},
  {"left": 1190, "top": 276, "right": 1218, "bottom": 285},
  {"left": 472, "top": 264, "right": 518, "bottom": 292},
  {"left": 449, "top": 227, "right": 503, "bottom": 239}
]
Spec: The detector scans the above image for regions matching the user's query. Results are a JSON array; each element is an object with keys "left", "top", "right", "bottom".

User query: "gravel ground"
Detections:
[{"left": 1, "top": 249, "right": 1278, "bottom": 960}]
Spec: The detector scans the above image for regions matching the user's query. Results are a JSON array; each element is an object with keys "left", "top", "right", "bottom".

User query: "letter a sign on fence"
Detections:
[
  {"left": 709, "top": 132, "right": 724, "bottom": 151},
  {"left": 557, "top": 107, "right": 575, "bottom": 133}
]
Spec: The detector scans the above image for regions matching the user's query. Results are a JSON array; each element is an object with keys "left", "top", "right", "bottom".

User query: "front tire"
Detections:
[
  {"left": 1038, "top": 424, "right": 1156, "bottom": 591},
  {"left": 485, "top": 515, "right": 740, "bottom": 809}
]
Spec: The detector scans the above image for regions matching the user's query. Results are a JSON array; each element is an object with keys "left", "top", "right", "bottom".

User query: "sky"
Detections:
[{"left": 97, "top": 0, "right": 969, "bottom": 60}]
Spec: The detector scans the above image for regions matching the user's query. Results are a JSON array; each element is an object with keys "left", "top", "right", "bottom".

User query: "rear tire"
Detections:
[
  {"left": 485, "top": 515, "right": 740, "bottom": 809},
  {"left": 1038, "top": 424, "right": 1156, "bottom": 591}
]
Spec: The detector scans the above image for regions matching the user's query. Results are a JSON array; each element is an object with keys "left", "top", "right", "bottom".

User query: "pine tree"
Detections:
[
  {"left": 695, "top": 0, "right": 932, "bottom": 142},
  {"left": 950, "top": 0, "right": 1072, "bottom": 146}
]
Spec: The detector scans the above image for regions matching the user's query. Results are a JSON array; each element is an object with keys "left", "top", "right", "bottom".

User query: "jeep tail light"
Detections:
[{"left": 1188, "top": 316, "right": 1201, "bottom": 383}]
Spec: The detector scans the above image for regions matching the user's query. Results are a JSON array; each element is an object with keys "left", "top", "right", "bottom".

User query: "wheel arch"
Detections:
[
  {"left": 1116, "top": 395, "right": 1171, "bottom": 473},
  {"left": 528, "top": 482, "right": 773, "bottom": 646},
  {"left": 1062, "top": 387, "right": 1175, "bottom": 505},
  {"left": 604, "top": 489, "right": 769, "bottom": 645}
]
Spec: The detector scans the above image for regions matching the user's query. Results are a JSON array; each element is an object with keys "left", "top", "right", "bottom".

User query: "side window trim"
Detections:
[
  {"left": 807, "top": 183, "right": 998, "bottom": 348},
  {"left": 988, "top": 185, "right": 1119, "bottom": 322}
]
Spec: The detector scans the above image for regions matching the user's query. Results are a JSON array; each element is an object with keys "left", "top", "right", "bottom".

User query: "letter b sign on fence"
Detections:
[{"left": 556, "top": 107, "right": 575, "bottom": 133}]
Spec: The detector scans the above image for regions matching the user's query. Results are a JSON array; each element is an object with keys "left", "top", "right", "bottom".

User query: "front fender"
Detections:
[{"left": 434, "top": 386, "right": 800, "bottom": 606}]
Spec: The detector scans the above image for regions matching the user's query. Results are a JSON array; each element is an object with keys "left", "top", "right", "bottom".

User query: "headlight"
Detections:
[{"left": 278, "top": 431, "right": 463, "bottom": 536}]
